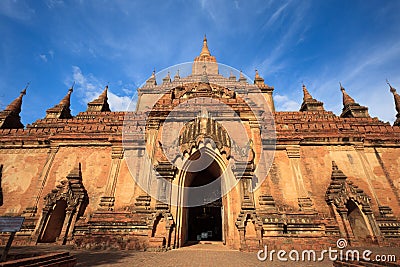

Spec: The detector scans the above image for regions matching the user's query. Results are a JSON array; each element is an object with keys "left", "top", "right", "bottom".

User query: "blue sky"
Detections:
[{"left": 1, "top": 0, "right": 400, "bottom": 125}]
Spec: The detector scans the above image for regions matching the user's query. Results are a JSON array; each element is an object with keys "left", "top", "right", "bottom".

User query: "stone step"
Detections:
[
  {"left": 25, "top": 255, "right": 76, "bottom": 267},
  {"left": 178, "top": 242, "right": 231, "bottom": 251},
  {"left": 0, "top": 252, "right": 76, "bottom": 267}
]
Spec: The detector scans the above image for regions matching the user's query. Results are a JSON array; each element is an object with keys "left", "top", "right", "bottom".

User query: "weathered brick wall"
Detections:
[
  {"left": 257, "top": 145, "right": 400, "bottom": 217},
  {"left": 0, "top": 148, "right": 48, "bottom": 215},
  {"left": 113, "top": 159, "right": 140, "bottom": 210},
  {"left": 39, "top": 146, "right": 112, "bottom": 214}
]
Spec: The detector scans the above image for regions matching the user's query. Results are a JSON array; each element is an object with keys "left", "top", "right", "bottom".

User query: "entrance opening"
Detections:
[
  {"left": 188, "top": 199, "right": 222, "bottom": 241},
  {"left": 39, "top": 199, "right": 67, "bottom": 243},
  {"left": 183, "top": 151, "right": 223, "bottom": 243},
  {"left": 346, "top": 200, "right": 370, "bottom": 239}
]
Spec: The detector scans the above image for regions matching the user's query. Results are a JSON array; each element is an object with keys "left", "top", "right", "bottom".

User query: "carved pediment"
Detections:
[
  {"left": 43, "top": 163, "right": 88, "bottom": 212},
  {"left": 178, "top": 115, "right": 231, "bottom": 157},
  {"left": 173, "top": 82, "right": 235, "bottom": 100},
  {"left": 325, "top": 161, "right": 371, "bottom": 209}
]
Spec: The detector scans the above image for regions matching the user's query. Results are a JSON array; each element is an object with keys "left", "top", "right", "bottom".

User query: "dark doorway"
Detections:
[
  {"left": 39, "top": 199, "right": 67, "bottom": 243},
  {"left": 183, "top": 150, "right": 223, "bottom": 243},
  {"left": 346, "top": 200, "right": 370, "bottom": 239},
  {"left": 188, "top": 200, "right": 222, "bottom": 241}
]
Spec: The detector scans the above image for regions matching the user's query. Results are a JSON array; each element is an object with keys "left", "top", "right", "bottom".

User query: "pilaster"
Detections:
[{"left": 98, "top": 146, "right": 123, "bottom": 211}]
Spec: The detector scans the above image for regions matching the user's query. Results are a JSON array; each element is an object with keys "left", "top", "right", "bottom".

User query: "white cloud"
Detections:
[
  {"left": 38, "top": 50, "right": 55, "bottom": 62},
  {"left": 274, "top": 94, "right": 299, "bottom": 111},
  {"left": 198, "top": 0, "right": 217, "bottom": 22},
  {"left": 108, "top": 92, "right": 132, "bottom": 111},
  {"left": 68, "top": 66, "right": 135, "bottom": 112},
  {"left": 263, "top": 2, "right": 289, "bottom": 29},
  {"left": 39, "top": 54, "right": 47, "bottom": 62},
  {"left": 122, "top": 88, "right": 134, "bottom": 95},
  {"left": 45, "top": 0, "right": 64, "bottom": 9},
  {"left": 0, "top": 0, "right": 35, "bottom": 20},
  {"left": 48, "top": 50, "right": 54, "bottom": 59},
  {"left": 256, "top": 2, "right": 311, "bottom": 76}
]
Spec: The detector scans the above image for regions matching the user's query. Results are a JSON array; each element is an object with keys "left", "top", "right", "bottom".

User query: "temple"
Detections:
[{"left": 0, "top": 38, "right": 399, "bottom": 252}]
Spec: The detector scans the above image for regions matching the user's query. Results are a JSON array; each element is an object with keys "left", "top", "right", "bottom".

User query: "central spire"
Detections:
[
  {"left": 193, "top": 35, "right": 218, "bottom": 75},
  {"left": 200, "top": 35, "right": 211, "bottom": 57}
]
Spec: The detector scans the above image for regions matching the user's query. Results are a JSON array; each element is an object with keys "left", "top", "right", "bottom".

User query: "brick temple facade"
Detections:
[{"left": 0, "top": 38, "right": 399, "bottom": 251}]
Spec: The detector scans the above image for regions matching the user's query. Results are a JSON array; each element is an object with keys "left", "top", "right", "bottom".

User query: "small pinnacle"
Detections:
[
  {"left": 239, "top": 70, "right": 246, "bottom": 80},
  {"left": 332, "top": 161, "right": 338, "bottom": 170},
  {"left": 302, "top": 84, "right": 313, "bottom": 101},
  {"left": 387, "top": 79, "right": 396, "bottom": 94},
  {"left": 340, "top": 83, "right": 356, "bottom": 106},
  {"left": 174, "top": 69, "right": 180, "bottom": 79},
  {"left": 21, "top": 82, "right": 30, "bottom": 95}
]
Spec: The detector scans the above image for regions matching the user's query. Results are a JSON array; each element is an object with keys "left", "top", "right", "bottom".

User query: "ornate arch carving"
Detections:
[
  {"left": 325, "top": 161, "right": 371, "bottom": 211},
  {"left": 235, "top": 209, "right": 263, "bottom": 249},
  {"left": 325, "top": 161, "right": 381, "bottom": 243},
  {"left": 178, "top": 114, "right": 231, "bottom": 157},
  {"left": 36, "top": 163, "right": 88, "bottom": 244},
  {"left": 147, "top": 210, "right": 175, "bottom": 249}
]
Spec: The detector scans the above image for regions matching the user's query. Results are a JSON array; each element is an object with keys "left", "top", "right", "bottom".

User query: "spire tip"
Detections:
[
  {"left": 21, "top": 82, "right": 29, "bottom": 95},
  {"left": 387, "top": 79, "right": 396, "bottom": 93},
  {"left": 70, "top": 81, "right": 75, "bottom": 92},
  {"left": 339, "top": 82, "right": 345, "bottom": 91}
]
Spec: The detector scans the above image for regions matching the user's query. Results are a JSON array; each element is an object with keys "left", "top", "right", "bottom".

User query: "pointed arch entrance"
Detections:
[
  {"left": 36, "top": 164, "right": 88, "bottom": 245},
  {"left": 174, "top": 145, "right": 233, "bottom": 247},
  {"left": 185, "top": 156, "right": 223, "bottom": 242},
  {"left": 346, "top": 200, "right": 370, "bottom": 239},
  {"left": 39, "top": 199, "right": 67, "bottom": 243}
]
